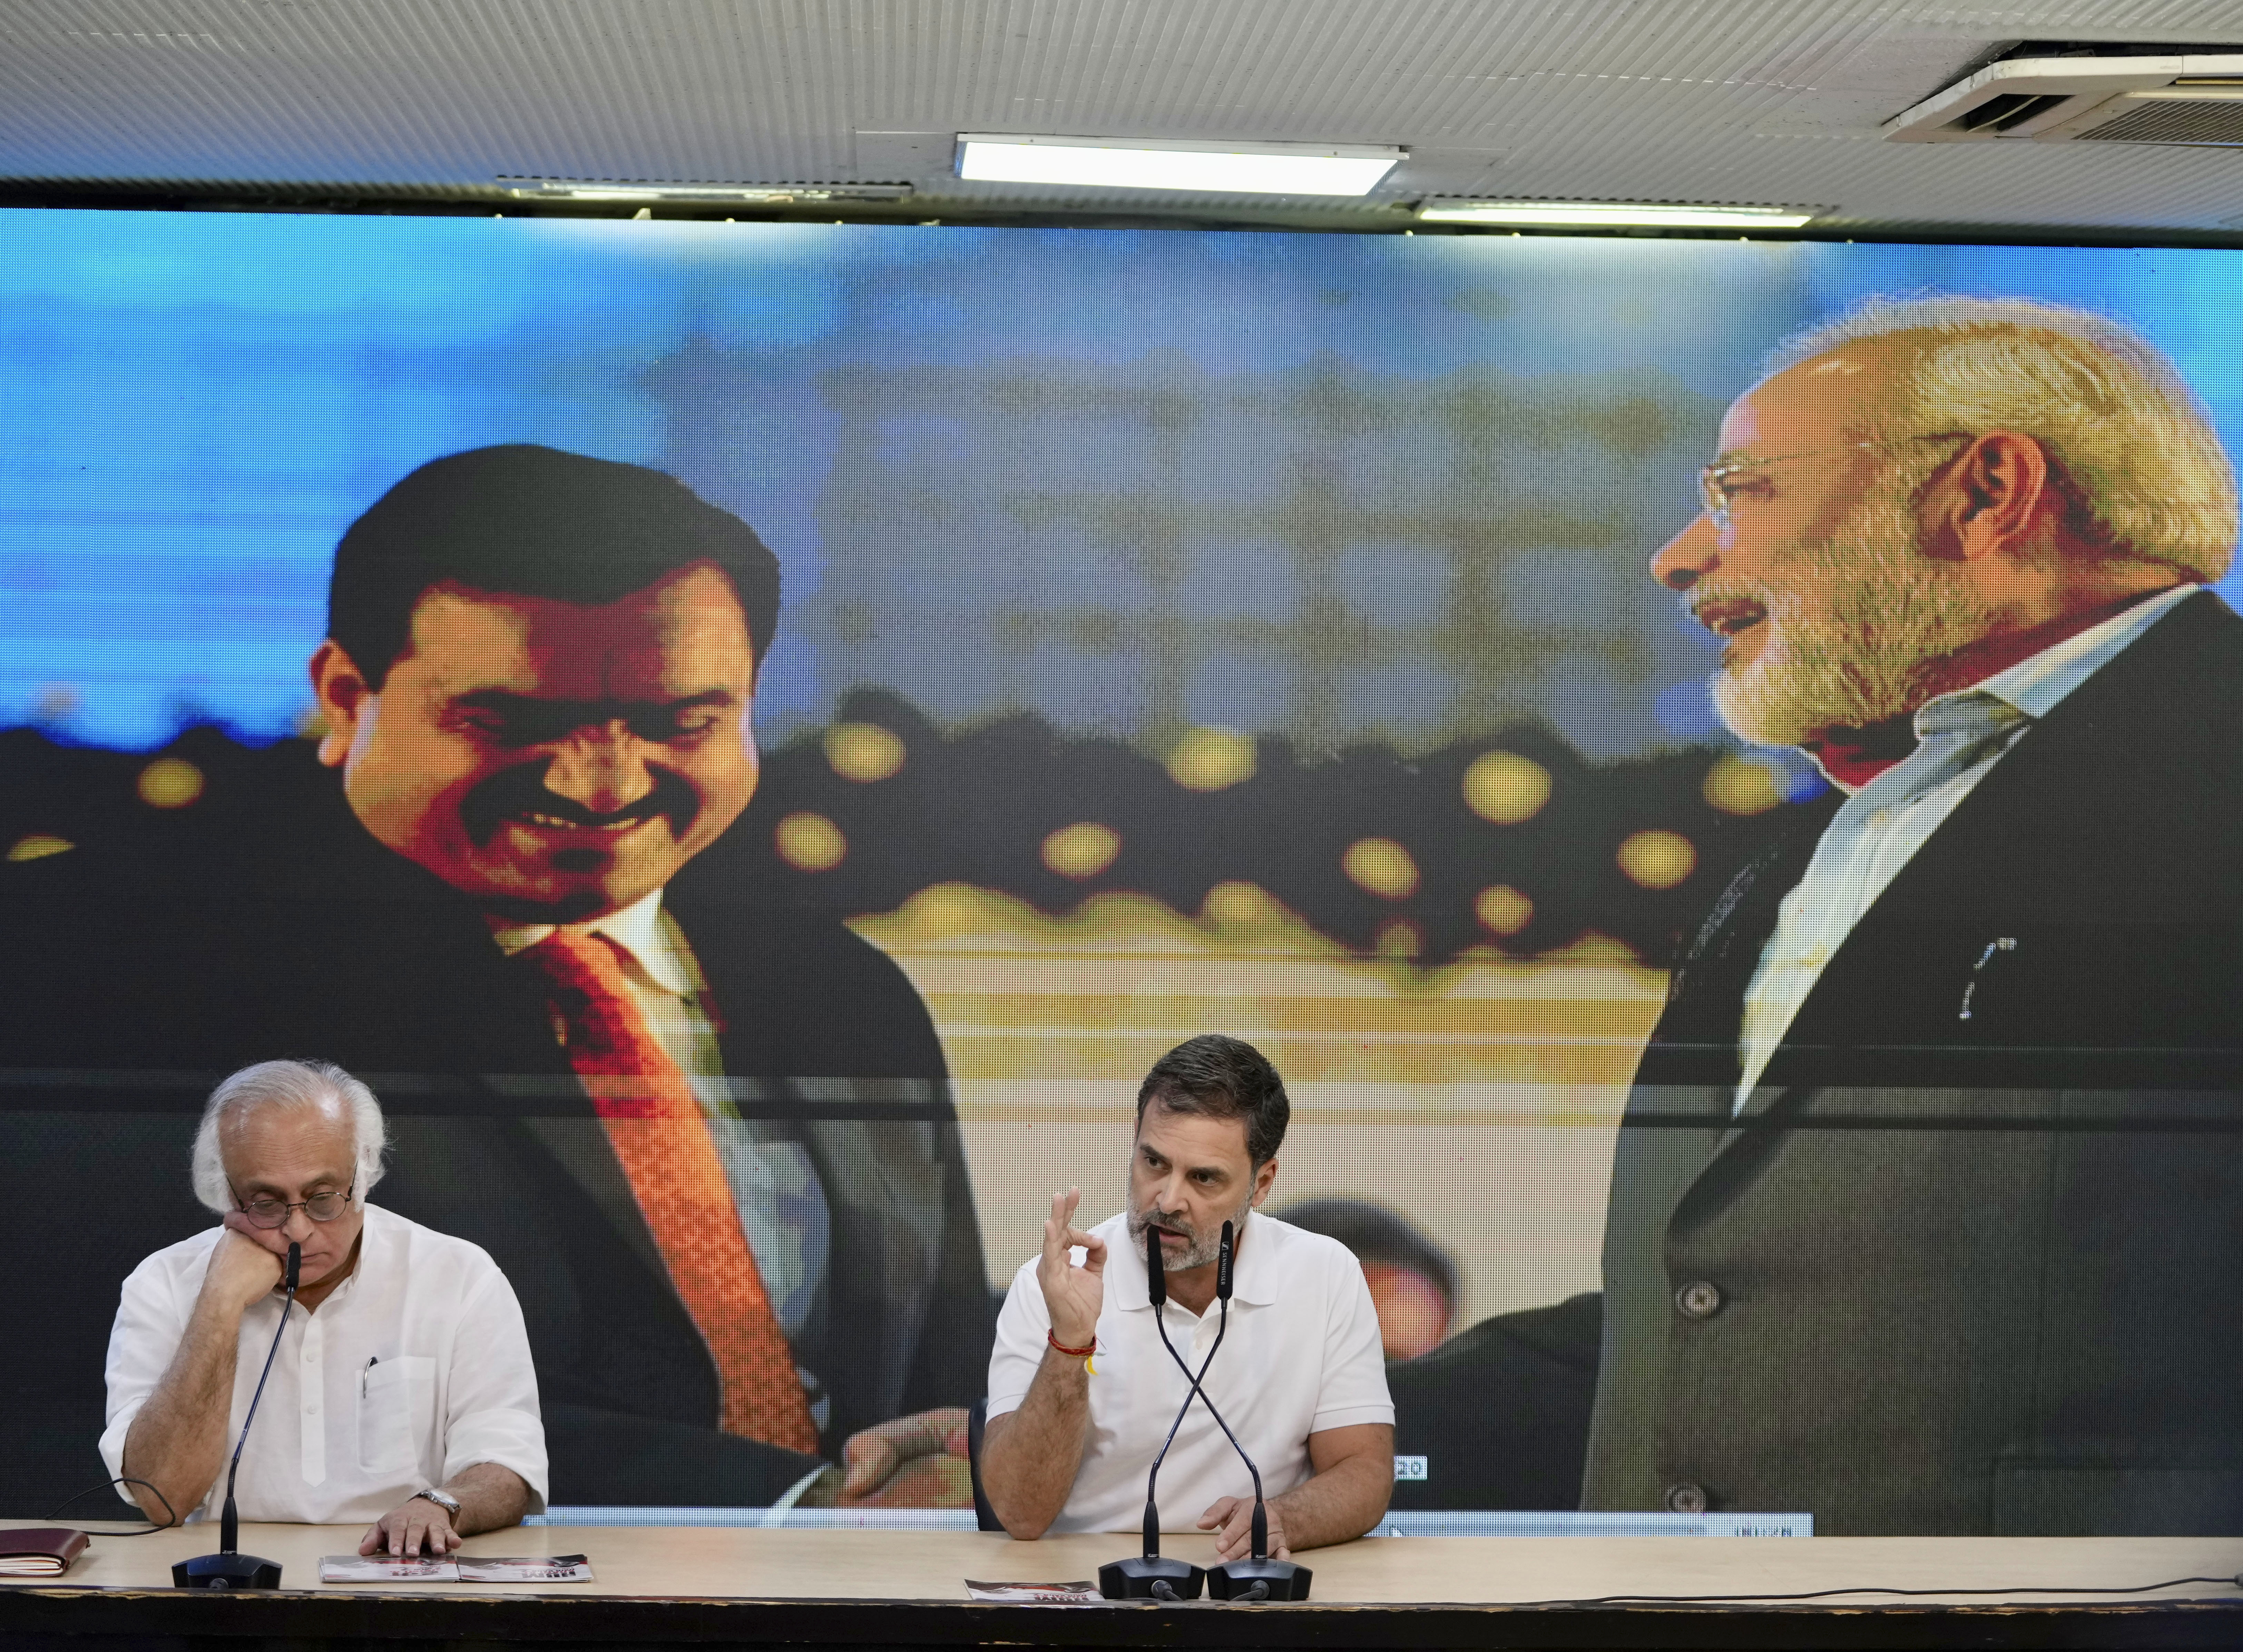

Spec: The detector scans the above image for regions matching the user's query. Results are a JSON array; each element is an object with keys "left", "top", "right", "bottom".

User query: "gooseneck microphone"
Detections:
[
  {"left": 1195, "top": 1222, "right": 1309, "bottom": 1602},
  {"left": 1095, "top": 1223, "right": 1220, "bottom": 1602},
  {"left": 173, "top": 1242, "right": 299, "bottom": 1591}
]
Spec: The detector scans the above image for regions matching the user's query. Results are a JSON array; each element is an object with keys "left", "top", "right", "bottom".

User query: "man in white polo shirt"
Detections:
[
  {"left": 103, "top": 1059, "right": 547, "bottom": 1556},
  {"left": 980, "top": 1036, "right": 1393, "bottom": 1558}
]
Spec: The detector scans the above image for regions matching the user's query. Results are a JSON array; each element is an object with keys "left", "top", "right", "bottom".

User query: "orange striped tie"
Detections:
[{"left": 522, "top": 930, "right": 821, "bottom": 1455}]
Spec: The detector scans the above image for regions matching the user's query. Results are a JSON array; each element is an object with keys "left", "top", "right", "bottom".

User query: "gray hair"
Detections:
[
  {"left": 1764, "top": 295, "right": 2236, "bottom": 584},
  {"left": 189, "top": 1059, "right": 389, "bottom": 1215}
]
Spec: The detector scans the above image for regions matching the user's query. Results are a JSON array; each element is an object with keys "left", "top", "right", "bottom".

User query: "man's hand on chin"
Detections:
[
  {"left": 359, "top": 1494, "right": 460, "bottom": 1558},
  {"left": 833, "top": 1407, "right": 974, "bottom": 1508},
  {"left": 1198, "top": 1495, "right": 1289, "bottom": 1562}
]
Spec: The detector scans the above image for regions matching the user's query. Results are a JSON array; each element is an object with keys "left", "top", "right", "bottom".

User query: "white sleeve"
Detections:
[
  {"left": 438, "top": 1258, "right": 550, "bottom": 1512},
  {"left": 983, "top": 1259, "right": 1053, "bottom": 1421},
  {"left": 99, "top": 1252, "right": 194, "bottom": 1489},
  {"left": 1311, "top": 1252, "right": 1396, "bottom": 1434}
]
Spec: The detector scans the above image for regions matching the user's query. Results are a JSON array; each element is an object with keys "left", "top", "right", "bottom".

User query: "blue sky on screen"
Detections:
[{"left": 1, "top": 210, "right": 2237, "bottom": 754}]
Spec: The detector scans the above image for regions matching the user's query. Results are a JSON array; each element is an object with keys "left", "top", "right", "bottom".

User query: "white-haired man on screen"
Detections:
[
  {"left": 103, "top": 1060, "right": 547, "bottom": 1555},
  {"left": 1585, "top": 296, "right": 2243, "bottom": 1532}
]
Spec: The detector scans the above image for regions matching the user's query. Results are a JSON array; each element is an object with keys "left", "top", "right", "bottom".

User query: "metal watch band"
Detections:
[{"left": 412, "top": 1487, "right": 462, "bottom": 1516}]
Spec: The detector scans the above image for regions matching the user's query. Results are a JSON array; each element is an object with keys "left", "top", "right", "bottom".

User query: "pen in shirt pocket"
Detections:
[{"left": 361, "top": 1355, "right": 378, "bottom": 1397}]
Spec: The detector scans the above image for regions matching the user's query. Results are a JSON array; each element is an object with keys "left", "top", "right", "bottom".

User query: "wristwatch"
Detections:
[{"left": 410, "top": 1487, "right": 463, "bottom": 1517}]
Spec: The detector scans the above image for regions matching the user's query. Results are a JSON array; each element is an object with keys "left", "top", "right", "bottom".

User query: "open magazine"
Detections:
[
  {"left": 963, "top": 1578, "right": 1101, "bottom": 1603},
  {"left": 319, "top": 1554, "right": 594, "bottom": 1583}
]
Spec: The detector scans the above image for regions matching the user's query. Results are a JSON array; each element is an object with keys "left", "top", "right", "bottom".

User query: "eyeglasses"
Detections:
[
  {"left": 233, "top": 1182, "right": 355, "bottom": 1228},
  {"left": 1697, "top": 434, "right": 1973, "bottom": 530}
]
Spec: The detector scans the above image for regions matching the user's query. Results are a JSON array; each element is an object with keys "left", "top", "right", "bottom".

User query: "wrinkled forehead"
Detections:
[
  {"left": 221, "top": 1101, "right": 357, "bottom": 1189},
  {"left": 1134, "top": 1097, "right": 1254, "bottom": 1171}
]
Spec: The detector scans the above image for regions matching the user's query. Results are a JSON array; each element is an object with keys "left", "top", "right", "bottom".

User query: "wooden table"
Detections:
[{"left": 3, "top": 1521, "right": 2239, "bottom": 1648}]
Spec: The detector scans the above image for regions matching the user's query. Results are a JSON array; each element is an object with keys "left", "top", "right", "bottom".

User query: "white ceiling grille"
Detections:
[
  {"left": 1885, "top": 53, "right": 2243, "bottom": 143},
  {"left": 2070, "top": 88, "right": 2243, "bottom": 145}
]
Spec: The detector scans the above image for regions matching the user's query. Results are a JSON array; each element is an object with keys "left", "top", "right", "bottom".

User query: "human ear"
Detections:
[
  {"left": 308, "top": 640, "right": 375, "bottom": 769},
  {"left": 1935, "top": 432, "right": 2054, "bottom": 563},
  {"left": 1249, "top": 1157, "right": 1279, "bottom": 1208}
]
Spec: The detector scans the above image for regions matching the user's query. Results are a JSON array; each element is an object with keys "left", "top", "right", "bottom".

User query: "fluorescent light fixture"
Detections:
[
  {"left": 956, "top": 134, "right": 1403, "bottom": 196},
  {"left": 500, "top": 179, "right": 911, "bottom": 204},
  {"left": 1417, "top": 199, "right": 1819, "bottom": 228}
]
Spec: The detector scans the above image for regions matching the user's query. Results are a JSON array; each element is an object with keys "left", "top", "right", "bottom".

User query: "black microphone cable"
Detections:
[
  {"left": 40, "top": 1478, "right": 178, "bottom": 1534},
  {"left": 1134, "top": 1221, "right": 1227, "bottom": 1574},
  {"left": 217, "top": 1242, "right": 300, "bottom": 1554},
  {"left": 1147, "top": 1221, "right": 1276, "bottom": 1560}
]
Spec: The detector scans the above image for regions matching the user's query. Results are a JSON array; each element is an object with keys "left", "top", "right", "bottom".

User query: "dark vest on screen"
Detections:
[{"left": 1582, "top": 590, "right": 2243, "bottom": 1535}]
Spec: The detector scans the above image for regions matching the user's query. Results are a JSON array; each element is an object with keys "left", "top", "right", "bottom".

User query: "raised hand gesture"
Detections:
[{"left": 1037, "top": 1187, "right": 1106, "bottom": 1351}]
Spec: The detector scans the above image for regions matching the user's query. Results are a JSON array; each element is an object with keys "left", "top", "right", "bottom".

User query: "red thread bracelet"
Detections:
[{"left": 1048, "top": 1329, "right": 1097, "bottom": 1358}]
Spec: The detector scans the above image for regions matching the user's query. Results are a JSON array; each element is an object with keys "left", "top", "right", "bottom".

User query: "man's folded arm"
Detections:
[
  {"left": 976, "top": 1273, "right": 1088, "bottom": 1539},
  {"left": 108, "top": 1246, "right": 265, "bottom": 1525},
  {"left": 1243, "top": 1251, "right": 1396, "bottom": 1554},
  {"left": 1271, "top": 1420, "right": 1395, "bottom": 1550},
  {"left": 978, "top": 1358, "right": 1090, "bottom": 1540},
  {"left": 438, "top": 1267, "right": 550, "bottom": 1521}
]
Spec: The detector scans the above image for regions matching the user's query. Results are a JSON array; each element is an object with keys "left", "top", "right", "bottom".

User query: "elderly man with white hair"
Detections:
[
  {"left": 102, "top": 1059, "right": 547, "bottom": 1555},
  {"left": 1585, "top": 295, "right": 2243, "bottom": 1534}
]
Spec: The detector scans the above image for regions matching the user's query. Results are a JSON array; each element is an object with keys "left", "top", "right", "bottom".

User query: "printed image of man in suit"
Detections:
[
  {"left": 1583, "top": 297, "right": 2243, "bottom": 1534},
  {"left": 1, "top": 446, "right": 993, "bottom": 1508}
]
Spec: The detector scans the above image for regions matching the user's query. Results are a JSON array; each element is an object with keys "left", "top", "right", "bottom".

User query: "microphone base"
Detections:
[
  {"left": 1207, "top": 1556, "right": 1312, "bottom": 1601},
  {"left": 1097, "top": 1555, "right": 1205, "bottom": 1600},
  {"left": 173, "top": 1551, "right": 283, "bottom": 1590}
]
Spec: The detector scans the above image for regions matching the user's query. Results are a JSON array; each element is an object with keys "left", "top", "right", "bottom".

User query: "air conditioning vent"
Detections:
[
  {"left": 2071, "top": 88, "right": 2243, "bottom": 146},
  {"left": 1884, "top": 53, "right": 2243, "bottom": 143},
  {"left": 1958, "top": 92, "right": 2073, "bottom": 133}
]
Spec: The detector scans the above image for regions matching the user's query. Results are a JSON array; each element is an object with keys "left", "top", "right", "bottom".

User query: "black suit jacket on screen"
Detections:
[
  {"left": 0, "top": 766, "right": 995, "bottom": 1508},
  {"left": 1582, "top": 589, "right": 2243, "bottom": 1535}
]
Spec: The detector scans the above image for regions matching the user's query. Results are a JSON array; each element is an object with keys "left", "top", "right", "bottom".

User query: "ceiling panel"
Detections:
[{"left": 0, "top": 0, "right": 2239, "bottom": 231}]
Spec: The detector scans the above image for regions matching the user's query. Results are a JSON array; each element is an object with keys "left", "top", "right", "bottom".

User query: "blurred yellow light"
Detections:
[
  {"left": 6, "top": 834, "right": 75, "bottom": 863},
  {"left": 775, "top": 811, "right": 847, "bottom": 872},
  {"left": 824, "top": 722, "right": 906, "bottom": 783},
  {"left": 1463, "top": 751, "right": 1552, "bottom": 825},
  {"left": 1343, "top": 837, "right": 1420, "bottom": 900},
  {"left": 1166, "top": 726, "right": 1257, "bottom": 792},
  {"left": 1201, "top": 880, "right": 1286, "bottom": 933},
  {"left": 1475, "top": 884, "right": 1534, "bottom": 936},
  {"left": 1042, "top": 821, "right": 1121, "bottom": 879},
  {"left": 1702, "top": 753, "right": 1783, "bottom": 815},
  {"left": 1617, "top": 829, "right": 1696, "bottom": 889},
  {"left": 137, "top": 758, "right": 205, "bottom": 810},
  {"left": 1374, "top": 918, "right": 1423, "bottom": 959}
]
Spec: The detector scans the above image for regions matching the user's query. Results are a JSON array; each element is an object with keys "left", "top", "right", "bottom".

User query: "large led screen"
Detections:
[{"left": 3, "top": 209, "right": 2238, "bottom": 1535}]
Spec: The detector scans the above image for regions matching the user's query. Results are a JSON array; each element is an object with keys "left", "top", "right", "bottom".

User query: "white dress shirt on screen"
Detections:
[
  {"left": 1734, "top": 581, "right": 2202, "bottom": 1111},
  {"left": 100, "top": 1203, "right": 549, "bottom": 1525},
  {"left": 986, "top": 1210, "right": 1394, "bottom": 1535}
]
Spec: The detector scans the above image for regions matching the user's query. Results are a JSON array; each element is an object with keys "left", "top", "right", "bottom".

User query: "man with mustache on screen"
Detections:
[
  {"left": 1584, "top": 297, "right": 2243, "bottom": 1534},
  {"left": 3, "top": 445, "right": 992, "bottom": 1509},
  {"left": 979, "top": 1036, "right": 1395, "bottom": 1556}
]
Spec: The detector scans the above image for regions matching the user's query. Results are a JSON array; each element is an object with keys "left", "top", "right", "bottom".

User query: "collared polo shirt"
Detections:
[
  {"left": 986, "top": 1210, "right": 1392, "bottom": 1534},
  {"left": 101, "top": 1203, "right": 548, "bottom": 1524}
]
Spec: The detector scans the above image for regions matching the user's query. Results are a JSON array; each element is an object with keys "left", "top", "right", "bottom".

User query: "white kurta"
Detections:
[{"left": 101, "top": 1203, "right": 548, "bottom": 1524}]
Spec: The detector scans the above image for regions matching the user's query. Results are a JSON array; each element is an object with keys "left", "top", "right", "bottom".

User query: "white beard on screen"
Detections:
[
  {"left": 1126, "top": 1187, "right": 1254, "bottom": 1273},
  {"left": 1708, "top": 477, "right": 2003, "bottom": 749}
]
